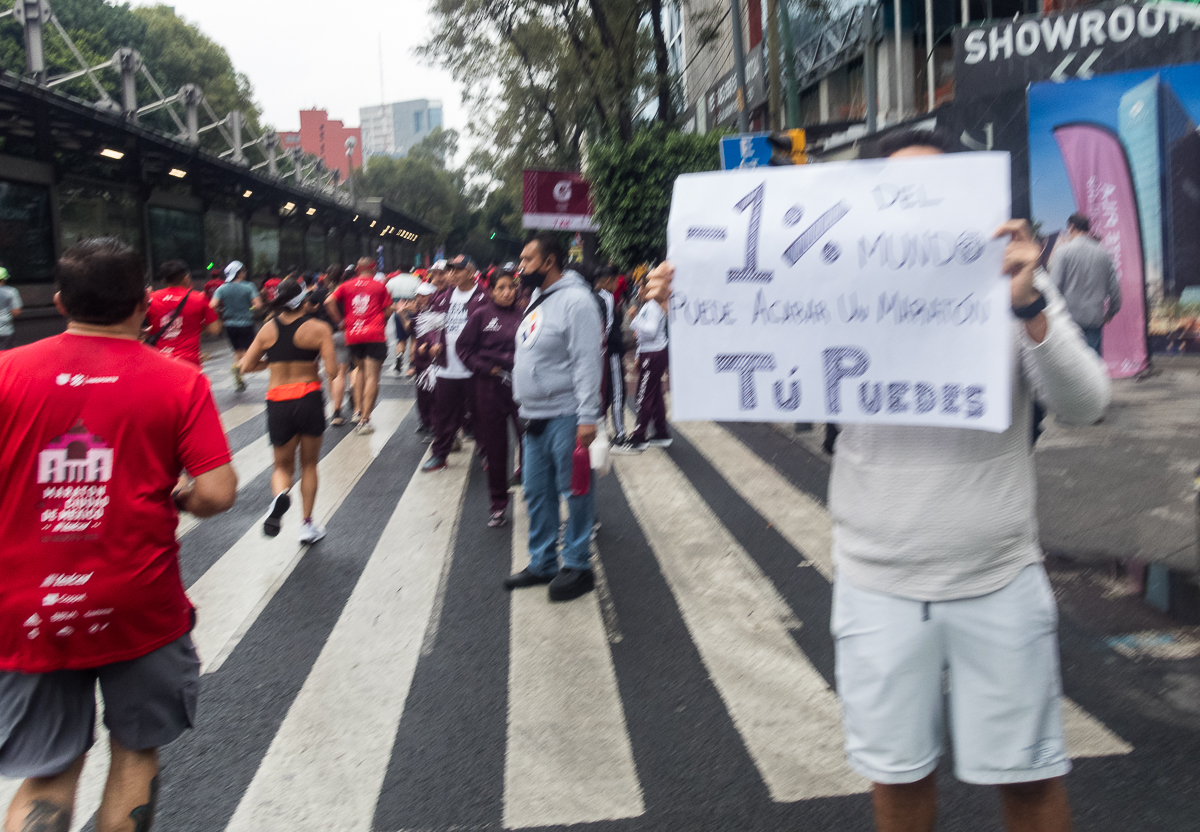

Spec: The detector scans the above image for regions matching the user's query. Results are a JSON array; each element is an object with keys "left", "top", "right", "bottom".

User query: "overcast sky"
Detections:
[{"left": 131, "top": 0, "right": 468, "bottom": 151}]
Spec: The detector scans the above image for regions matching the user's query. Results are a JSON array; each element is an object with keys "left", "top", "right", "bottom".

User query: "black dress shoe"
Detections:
[
  {"left": 504, "top": 568, "right": 557, "bottom": 590},
  {"left": 548, "top": 568, "right": 595, "bottom": 602}
]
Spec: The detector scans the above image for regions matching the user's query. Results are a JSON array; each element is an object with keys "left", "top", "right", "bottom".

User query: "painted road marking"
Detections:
[
  {"left": 614, "top": 449, "right": 868, "bottom": 802},
  {"left": 223, "top": 444, "right": 469, "bottom": 831},
  {"left": 503, "top": 490, "right": 644, "bottom": 828},
  {"left": 190, "top": 399, "right": 411, "bottom": 674}
]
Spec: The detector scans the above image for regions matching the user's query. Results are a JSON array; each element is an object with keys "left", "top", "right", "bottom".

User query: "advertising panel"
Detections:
[{"left": 522, "top": 170, "right": 598, "bottom": 232}]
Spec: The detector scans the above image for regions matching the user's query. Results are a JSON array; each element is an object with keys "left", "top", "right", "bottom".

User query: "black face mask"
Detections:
[{"left": 521, "top": 264, "right": 550, "bottom": 289}]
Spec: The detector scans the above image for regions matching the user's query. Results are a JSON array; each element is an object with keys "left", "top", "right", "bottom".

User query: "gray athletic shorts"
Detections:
[
  {"left": 0, "top": 634, "right": 200, "bottom": 778},
  {"left": 333, "top": 330, "right": 350, "bottom": 366}
]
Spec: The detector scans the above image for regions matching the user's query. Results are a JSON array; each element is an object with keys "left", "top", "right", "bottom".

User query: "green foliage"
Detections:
[
  {"left": 0, "top": 1, "right": 262, "bottom": 144},
  {"left": 586, "top": 126, "right": 723, "bottom": 269}
]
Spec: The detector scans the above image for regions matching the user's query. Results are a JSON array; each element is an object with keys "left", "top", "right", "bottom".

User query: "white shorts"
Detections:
[{"left": 832, "top": 563, "right": 1072, "bottom": 785}]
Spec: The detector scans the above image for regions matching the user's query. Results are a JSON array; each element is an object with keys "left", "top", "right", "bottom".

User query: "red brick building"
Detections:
[{"left": 279, "top": 109, "right": 363, "bottom": 180}]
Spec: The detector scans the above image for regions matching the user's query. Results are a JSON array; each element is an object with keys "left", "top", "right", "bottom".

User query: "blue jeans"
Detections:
[
  {"left": 522, "top": 414, "right": 594, "bottom": 575},
  {"left": 1081, "top": 326, "right": 1103, "bottom": 356}
]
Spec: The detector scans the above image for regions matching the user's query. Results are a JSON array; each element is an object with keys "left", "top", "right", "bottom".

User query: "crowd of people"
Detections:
[{"left": 0, "top": 127, "right": 1123, "bottom": 832}]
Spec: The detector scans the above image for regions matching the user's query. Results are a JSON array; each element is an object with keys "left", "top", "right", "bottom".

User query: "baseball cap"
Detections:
[
  {"left": 430, "top": 259, "right": 448, "bottom": 271},
  {"left": 416, "top": 282, "right": 437, "bottom": 296},
  {"left": 449, "top": 255, "right": 476, "bottom": 270},
  {"left": 0, "top": 267, "right": 8, "bottom": 281},
  {"left": 223, "top": 260, "right": 244, "bottom": 282}
]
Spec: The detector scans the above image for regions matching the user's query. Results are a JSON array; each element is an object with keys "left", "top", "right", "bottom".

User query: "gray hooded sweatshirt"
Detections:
[{"left": 513, "top": 270, "right": 603, "bottom": 424}]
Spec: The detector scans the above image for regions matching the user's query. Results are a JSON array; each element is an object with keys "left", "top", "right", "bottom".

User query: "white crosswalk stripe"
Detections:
[
  {"left": 224, "top": 444, "right": 470, "bottom": 831},
  {"left": 177, "top": 434, "right": 274, "bottom": 539},
  {"left": 1, "top": 401, "right": 1137, "bottom": 829},
  {"left": 675, "top": 421, "right": 1133, "bottom": 761},
  {"left": 504, "top": 490, "right": 645, "bottom": 829},
  {"left": 62, "top": 400, "right": 413, "bottom": 832},
  {"left": 613, "top": 448, "right": 870, "bottom": 802}
]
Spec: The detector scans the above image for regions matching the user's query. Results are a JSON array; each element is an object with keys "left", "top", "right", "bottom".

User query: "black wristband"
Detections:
[{"left": 1012, "top": 292, "right": 1047, "bottom": 320}]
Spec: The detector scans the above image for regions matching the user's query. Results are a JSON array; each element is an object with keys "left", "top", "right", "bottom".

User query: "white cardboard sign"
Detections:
[{"left": 665, "top": 152, "right": 1014, "bottom": 433}]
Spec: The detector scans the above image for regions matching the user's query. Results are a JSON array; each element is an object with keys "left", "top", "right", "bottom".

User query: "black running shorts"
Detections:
[
  {"left": 266, "top": 390, "right": 326, "bottom": 446},
  {"left": 225, "top": 325, "right": 255, "bottom": 352},
  {"left": 348, "top": 341, "right": 387, "bottom": 362}
]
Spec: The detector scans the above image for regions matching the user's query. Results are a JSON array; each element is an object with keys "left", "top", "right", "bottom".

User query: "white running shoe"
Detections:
[
  {"left": 647, "top": 437, "right": 673, "bottom": 448},
  {"left": 355, "top": 421, "right": 375, "bottom": 435},
  {"left": 299, "top": 519, "right": 326, "bottom": 544}
]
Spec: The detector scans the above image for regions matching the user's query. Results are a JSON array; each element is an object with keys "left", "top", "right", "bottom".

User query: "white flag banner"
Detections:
[{"left": 665, "top": 151, "right": 1014, "bottom": 433}]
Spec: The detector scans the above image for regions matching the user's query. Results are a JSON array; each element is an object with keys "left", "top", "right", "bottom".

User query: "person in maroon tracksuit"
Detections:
[
  {"left": 456, "top": 270, "right": 524, "bottom": 526},
  {"left": 423, "top": 256, "right": 489, "bottom": 472},
  {"left": 409, "top": 282, "right": 439, "bottom": 436}
]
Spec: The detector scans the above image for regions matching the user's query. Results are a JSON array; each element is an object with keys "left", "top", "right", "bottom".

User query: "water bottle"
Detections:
[{"left": 571, "top": 442, "right": 591, "bottom": 496}]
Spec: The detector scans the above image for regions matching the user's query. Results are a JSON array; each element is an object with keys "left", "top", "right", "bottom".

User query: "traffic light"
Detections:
[{"left": 768, "top": 129, "right": 807, "bottom": 166}]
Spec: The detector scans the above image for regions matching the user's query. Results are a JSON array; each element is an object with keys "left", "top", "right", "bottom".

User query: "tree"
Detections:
[{"left": 585, "top": 125, "right": 722, "bottom": 269}]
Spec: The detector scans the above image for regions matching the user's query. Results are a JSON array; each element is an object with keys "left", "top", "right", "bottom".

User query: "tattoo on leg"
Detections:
[
  {"left": 127, "top": 775, "right": 159, "bottom": 832},
  {"left": 20, "top": 799, "right": 70, "bottom": 832}
]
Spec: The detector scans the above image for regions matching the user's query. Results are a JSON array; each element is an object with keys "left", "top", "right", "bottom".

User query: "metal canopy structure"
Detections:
[
  {"left": 0, "top": 70, "right": 432, "bottom": 240},
  {"left": 0, "top": 0, "right": 433, "bottom": 308}
]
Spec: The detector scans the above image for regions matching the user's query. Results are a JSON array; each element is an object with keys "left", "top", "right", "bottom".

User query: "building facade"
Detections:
[
  {"left": 359, "top": 99, "right": 444, "bottom": 160},
  {"left": 279, "top": 109, "right": 363, "bottom": 181}
]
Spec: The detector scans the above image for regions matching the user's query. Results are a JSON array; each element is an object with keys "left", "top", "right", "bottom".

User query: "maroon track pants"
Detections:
[
  {"left": 631, "top": 348, "right": 669, "bottom": 442},
  {"left": 431, "top": 376, "right": 473, "bottom": 459},
  {"left": 474, "top": 375, "right": 523, "bottom": 511}
]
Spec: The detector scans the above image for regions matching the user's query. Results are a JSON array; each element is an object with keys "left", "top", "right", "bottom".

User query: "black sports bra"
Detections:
[{"left": 266, "top": 315, "right": 320, "bottom": 363}]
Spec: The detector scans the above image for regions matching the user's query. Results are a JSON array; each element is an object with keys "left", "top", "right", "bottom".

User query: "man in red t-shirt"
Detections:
[
  {"left": 146, "top": 260, "right": 222, "bottom": 366},
  {"left": 202, "top": 267, "right": 225, "bottom": 300},
  {"left": 0, "top": 238, "right": 237, "bottom": 831},
  {"left": 325, "top": 256, "right": 393, "bottom": 434}
]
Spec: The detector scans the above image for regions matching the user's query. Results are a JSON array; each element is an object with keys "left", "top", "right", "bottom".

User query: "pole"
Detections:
[
  {"left": 893, "top": 0, "right": 903, "bottom": 122},
  {"left": 729, "top": 0, "right": 751, "bottom": 132},
  {"left": 863, "top": 3, "right": 877, "bottom": 133},
  {"left": 925, "top": 0, "right": 935, "bottom": 112},
  {"left": 767, "top": 0, "right": 783, "bottom": 130},
  {"left": 778, "top": 0, "right": 801, "bottom": 128},
  {"left": 961, "top": 0, "right": 969, "bottom": 25}
]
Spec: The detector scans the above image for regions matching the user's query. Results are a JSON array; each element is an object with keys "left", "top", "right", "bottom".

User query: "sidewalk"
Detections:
[{"left": 1036, "top": 355, "right": 1200, "bottom": 575}]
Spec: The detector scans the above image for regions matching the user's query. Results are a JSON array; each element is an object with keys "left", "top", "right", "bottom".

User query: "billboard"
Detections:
[
  {"left": 522, "top": 170, "right": 598, "bottom": 232},
  {"left": 1028, "top": 62, "right": 1200, "bottom": 357}
]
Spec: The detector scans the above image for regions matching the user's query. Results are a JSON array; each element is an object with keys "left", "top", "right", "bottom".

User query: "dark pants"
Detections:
[
  {"left": 631, "top": 348, "right": 669, "bottom": 442},
  {"left": 474, "top": 375, "right": 523, "bottom": 511},
  {"left": 432, "top": 375, "right": 473, "bottom": 458},
  {"left": 602, "top": 350, "right": 628, "bottom": 441}
]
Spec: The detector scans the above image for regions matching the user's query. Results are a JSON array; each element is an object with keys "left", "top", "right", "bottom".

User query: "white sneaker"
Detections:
[
  {"left": 299, "top": 519, "right": 326, "bottom": 544},
  {"left": 647, "top": 437, "right": 673, "bottom": 448},
  {"left": 355, "top": 421, "right": 375, "bottom": 435},
  {"left": 350, "top": 410, "right": 362, "bottom": 424}
]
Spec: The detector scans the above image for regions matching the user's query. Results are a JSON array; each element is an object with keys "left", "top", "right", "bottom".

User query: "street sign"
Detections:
[{"left": 719, "top": 133, "right": 773, "bottom": 170}]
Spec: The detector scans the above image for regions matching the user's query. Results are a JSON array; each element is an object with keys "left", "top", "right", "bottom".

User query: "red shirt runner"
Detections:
[
  {"left": 332, "top": 276, "right": 391, "bottom": 344},
  {"left": 263, "top": 278, "right": 282, "bottom": 302},
  {"left": 203, "top": 277, "right": 224, "bottom": 299},
  {"left": 0, "top": 334, "right": 232, "bottom": 672},
  {"left": 146, "top": 287, "right": 219, "bottom": 366}
]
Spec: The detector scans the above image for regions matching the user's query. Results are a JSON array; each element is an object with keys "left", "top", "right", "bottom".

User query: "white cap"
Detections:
[
  {"left": 431, "top": 259, "right": 448, "bottom": 271},
  {"left": 224, "top": 260, "right": 244, "bottom": 282},
  {"left": 416, "top": 282, "right": 436, "bottom": 296}
]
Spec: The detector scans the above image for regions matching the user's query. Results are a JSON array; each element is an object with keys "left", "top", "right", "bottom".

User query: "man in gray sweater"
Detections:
[
  {"left": 647, "top": 129, "right": 1110, "bottom": 832},
  {"left": 1050, "top": 213, "right": 1121, "bottom": 356},
  {"left": 504, "top": 234, "right": 603, "bottom": 601}
]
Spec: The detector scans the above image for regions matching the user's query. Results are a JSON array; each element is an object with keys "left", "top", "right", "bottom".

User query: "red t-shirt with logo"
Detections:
[
  {"left": 146, "top": 287, "right": 219, "bottom": 366},
  {"left": 0, "top": 334, "right": 232, "bottom": 672},
  {"left": 332, "top": 276, "right": 391, "bottom": 344}
]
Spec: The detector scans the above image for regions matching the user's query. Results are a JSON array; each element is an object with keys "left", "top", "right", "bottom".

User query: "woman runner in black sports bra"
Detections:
[{"left": 240, "top": 277, "right": 337, "bottom": 543}]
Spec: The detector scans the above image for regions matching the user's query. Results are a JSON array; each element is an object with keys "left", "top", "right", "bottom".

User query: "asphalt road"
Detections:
[{"left": 12, "top": 343, "right": 1198, "bottom": 832}]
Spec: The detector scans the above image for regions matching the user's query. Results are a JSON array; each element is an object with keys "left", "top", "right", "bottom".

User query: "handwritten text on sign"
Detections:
[{"left": 665, "top": 152, "right": 1013, "bottom": 432}]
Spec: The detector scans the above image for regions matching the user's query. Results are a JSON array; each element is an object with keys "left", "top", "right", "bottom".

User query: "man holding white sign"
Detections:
[{"left": 651, "top": 128, "right": 1110, "bottom": 832}]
